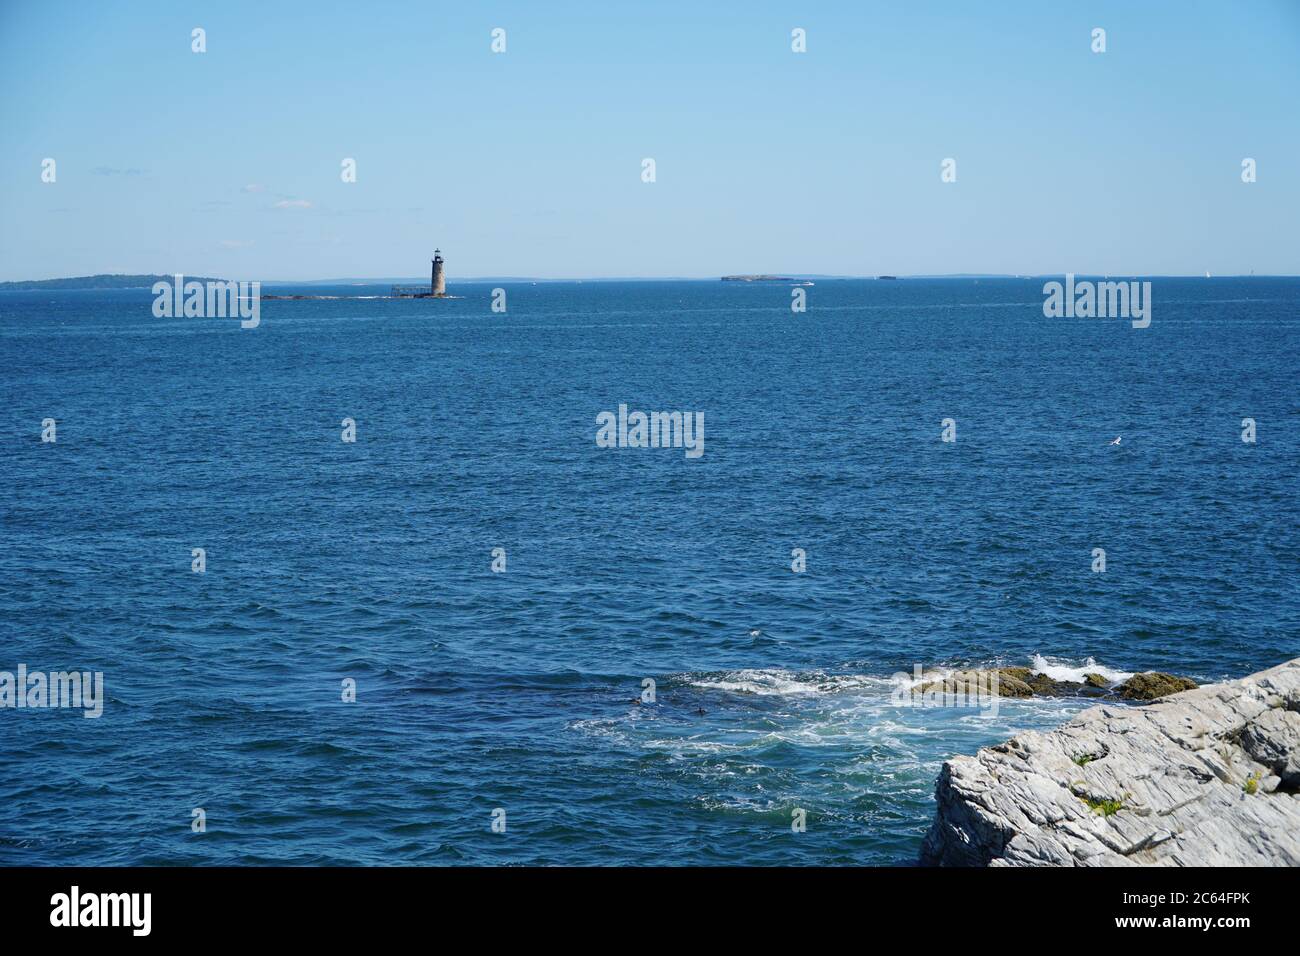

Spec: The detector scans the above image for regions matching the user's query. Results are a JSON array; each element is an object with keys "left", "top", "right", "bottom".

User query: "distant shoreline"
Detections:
[{"left": 0, "top": 274, "right": 226, "bottom": 291}]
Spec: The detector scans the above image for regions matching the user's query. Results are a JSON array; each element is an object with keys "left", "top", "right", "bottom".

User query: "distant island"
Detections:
[
  {"left": 0, "top": 274, "right": 225, "bottom": 291},
  {"left": 721, "top": 275, "right": 797, "bottom": 282}
]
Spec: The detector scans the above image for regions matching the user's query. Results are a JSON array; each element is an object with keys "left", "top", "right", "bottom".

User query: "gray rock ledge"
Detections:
[{"left": 920, "top": 657, "right": 1300, "bottom": 866}]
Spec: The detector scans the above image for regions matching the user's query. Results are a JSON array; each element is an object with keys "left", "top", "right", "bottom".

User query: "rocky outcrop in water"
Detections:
[
  {"left": 920, "top": 658, "right": 1300, "bottom": 866},
  {"left": 916, "top": 667, "right": 1197, "bottom": 701},
  {"left": 1114, "top": 671, "right": 1199, "bottom": 700}
]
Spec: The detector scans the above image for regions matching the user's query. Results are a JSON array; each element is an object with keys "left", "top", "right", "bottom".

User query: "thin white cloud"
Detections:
[
  {"left": 241, "top": 183, "right": 265, "bottom": 193},
  {"left": 219, "top": 239, "right": 254, "bottom": 248},
  {"left": 273, "top": 199, "right": 313, "bottom": 209}
]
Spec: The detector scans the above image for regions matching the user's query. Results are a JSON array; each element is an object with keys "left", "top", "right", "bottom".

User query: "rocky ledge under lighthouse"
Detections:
[{"left": 920, "top": 657, "right": 1300, "bottom": 866}]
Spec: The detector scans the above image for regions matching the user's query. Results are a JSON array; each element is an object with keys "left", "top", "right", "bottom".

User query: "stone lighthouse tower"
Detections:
[{"left": 431, "top": 249, "right": 446, "bottom": 296}]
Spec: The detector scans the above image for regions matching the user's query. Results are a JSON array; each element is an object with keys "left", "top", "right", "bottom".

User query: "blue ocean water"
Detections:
[{"left": 1, "top": 277, "right": 1296, "bottom": 865}]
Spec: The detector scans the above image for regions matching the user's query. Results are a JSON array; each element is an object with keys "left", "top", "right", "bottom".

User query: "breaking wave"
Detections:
[{"left": 1029, "top": 654, "right": 1133, "bottom": 684}]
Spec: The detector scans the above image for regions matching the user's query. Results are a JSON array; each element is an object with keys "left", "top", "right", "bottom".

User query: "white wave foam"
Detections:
[
  {"left": 690, "top": 659, "right": 1133, "bottom": 699},
  {"left": 642, "top": 737, "right": 743, "bottom": 755},
  {"left": 688, "top": 669, "right": 890, "bottom": 696},
  {"left": 1029, "top": 654, "right": 1132, "bottom": 684}
]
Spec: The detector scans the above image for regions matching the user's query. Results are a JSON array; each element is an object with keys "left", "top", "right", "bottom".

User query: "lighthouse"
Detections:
[
  {"left": 390, "top": 250, "right": 449, "bottom": 298},
  {"left": 431, "top": 249, "right": 446, "bottom": 296}
]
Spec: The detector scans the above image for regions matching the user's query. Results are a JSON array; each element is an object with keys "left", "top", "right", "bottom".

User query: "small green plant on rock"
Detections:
[
  {"left": 1083, "top": 795, "right": 1123, "bottom": 816},
  {"left": 1244, "top": 774, "right": 1259, "bottom": 795}
]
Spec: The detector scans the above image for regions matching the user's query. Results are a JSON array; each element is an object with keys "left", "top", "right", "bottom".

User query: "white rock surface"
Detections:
[{"left": 920, "top": 658, "right": 1300, "bottom": 866}]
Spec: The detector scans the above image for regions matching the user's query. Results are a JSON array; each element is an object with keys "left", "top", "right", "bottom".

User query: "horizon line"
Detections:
[{"left": 2, "top": 271, "right": 1294, "bottom": 287}]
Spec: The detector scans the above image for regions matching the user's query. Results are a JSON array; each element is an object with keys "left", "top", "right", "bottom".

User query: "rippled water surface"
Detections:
[{"left": 1, "top": 278, "right": 1297, "bottom": 864}]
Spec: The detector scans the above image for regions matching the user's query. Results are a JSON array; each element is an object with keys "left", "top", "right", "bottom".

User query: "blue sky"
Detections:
[{"left": 2, "top": 0, "right": 1297, "bottom": 280}]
